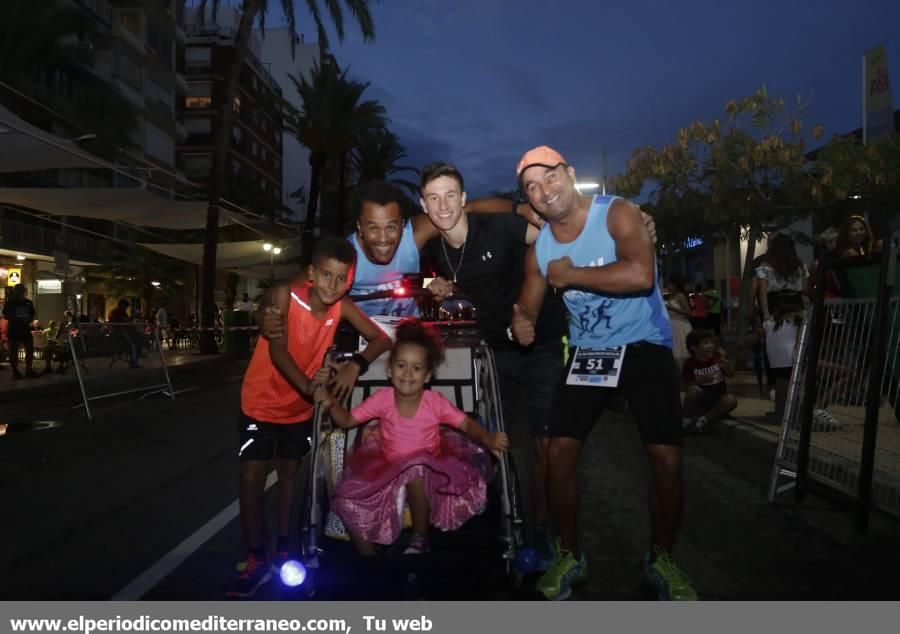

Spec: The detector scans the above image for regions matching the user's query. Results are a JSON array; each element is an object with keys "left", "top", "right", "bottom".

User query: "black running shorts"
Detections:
[
  {"left": 236, "top": 411, "right": 312, "bottom": 461},
  {"left": 551, "top": 341, "right": 683, "bottom": 446}
]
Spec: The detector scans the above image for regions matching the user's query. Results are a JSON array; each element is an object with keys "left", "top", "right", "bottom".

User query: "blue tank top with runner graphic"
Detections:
[
  {"left": 348, "top": 221, "right": 420, "bottom": 317},
  {"left": 534, "top": 195, "right": 672, "bottom": 348}
]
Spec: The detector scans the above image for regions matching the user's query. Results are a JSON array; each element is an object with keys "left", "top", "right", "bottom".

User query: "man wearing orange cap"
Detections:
[{"left": 511, "top": 146, "right": 695, "bottom": 601}]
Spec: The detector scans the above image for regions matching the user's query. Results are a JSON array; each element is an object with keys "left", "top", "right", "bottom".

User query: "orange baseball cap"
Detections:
[{"left": 516, "top": 146, "right": 567, "bottom": 179}]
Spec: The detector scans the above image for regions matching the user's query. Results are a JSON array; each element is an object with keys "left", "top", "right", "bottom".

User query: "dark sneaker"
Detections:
[
  {"left": 403, "top": 534, "right": 430, "bottom": 555},
  {"left": 271, "top": 548, "right": 291, "bottom": 575},
  {"left": 535, "top": 535, "right": 559, "bottom": 572},
  {"left": 536, "top": 549, "right": 588, "bottom": 601},
  {"left": 642, "top": 547, "right": 697, "bottom": 601},
  {"left": 227, "top": 552, "right": 272, "bottom": 598}
]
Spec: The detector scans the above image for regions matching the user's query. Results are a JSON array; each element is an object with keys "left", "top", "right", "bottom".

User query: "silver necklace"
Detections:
[{"left": 440, "top": 236, "right": 466, "bottom": 283}]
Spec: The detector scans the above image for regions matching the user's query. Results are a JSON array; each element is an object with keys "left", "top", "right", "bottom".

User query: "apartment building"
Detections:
[{"left": 178, "top": 5, "right": 284, "bottom": 218}]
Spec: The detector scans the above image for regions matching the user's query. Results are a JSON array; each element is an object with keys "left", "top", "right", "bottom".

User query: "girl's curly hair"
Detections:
[{"left": 390, "top": 319, "right": 446, "bottom": 373}]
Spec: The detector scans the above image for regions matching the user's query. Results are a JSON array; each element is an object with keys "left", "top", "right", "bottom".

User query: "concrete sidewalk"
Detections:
[
  {"left": 0, "top": 348, "right": 232, "bottom": 405},
  {"left": 704, "top": 371, "right": 900, "bottom": 520}
]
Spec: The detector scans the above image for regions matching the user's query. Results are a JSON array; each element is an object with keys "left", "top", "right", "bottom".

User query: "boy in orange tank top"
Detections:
[{"left": 229, "top": 237, "right": 391, "bottom": 598}]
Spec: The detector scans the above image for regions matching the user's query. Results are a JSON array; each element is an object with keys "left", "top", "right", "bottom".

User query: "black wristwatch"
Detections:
[{"left": 350, "top": 352, "right": 370, "bottom": 374}]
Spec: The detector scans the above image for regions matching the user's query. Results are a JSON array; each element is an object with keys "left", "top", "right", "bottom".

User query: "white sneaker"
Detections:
[
  {"left": 694, "top": 416, "right": 708, "bottom": 433},
  {"left": 813, "top": 409, "right": 843, "bottom": 432}
]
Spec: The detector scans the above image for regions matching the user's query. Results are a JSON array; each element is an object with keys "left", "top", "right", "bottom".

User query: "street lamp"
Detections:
[{"left": 263, "top": 243, "right": 281, "bottom": 282}]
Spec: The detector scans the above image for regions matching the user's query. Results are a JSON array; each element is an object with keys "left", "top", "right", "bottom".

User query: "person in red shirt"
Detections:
[
  {"left": 230, "top": 236, "right": 391, "bottom": 598},
  {"left": 681, "top": 329, "right": 737, "bottom": 433},
  {"left": 689, "top": 283, "right": 709, "bottom": 330}
]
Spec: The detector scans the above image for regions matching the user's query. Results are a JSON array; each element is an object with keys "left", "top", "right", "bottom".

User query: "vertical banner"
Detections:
[{"left": 865, "top": 44, "right": 894, "bottom": 141}]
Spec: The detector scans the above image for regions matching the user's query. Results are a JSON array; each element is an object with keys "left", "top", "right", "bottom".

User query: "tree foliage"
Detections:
[
  {"left": 198, "top": 0, "right": 376, "bottom": 351},
  {"left": 350, "top": 128, "right": 419, "bottom": 197},
  {"left": 284, "top": 61, "right": 386, "bottom": 247},
  {"left": 816, "top": 131, "right": 900, "bottom": 214},
  {"left": 616, "top": 87, "right": 825, "bottom": 247},
  {"left": 615, "top": 87, "right": 831, "bottom": 335}
]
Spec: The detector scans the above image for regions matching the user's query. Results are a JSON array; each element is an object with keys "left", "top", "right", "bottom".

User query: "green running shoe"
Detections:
[
  {"left": 642, "top": 546, "right": 697, "bottom": 601},
  {"left": 536, "top": 549, "right": 588, "bottom": 601}
]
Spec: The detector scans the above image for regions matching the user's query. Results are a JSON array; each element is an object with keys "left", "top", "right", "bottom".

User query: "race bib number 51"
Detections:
[{"left": 565, "top": 346, "right": 626, "bottom": 388}]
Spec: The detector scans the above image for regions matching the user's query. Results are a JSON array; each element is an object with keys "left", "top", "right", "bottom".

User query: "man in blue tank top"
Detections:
[{"left": 511, "top": 146, "right": 696, "bottom": 601}]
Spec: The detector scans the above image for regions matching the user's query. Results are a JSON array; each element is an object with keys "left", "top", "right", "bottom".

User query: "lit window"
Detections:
[
  {"left": 121, "top": 14, "right": 140, "bottom": 37},
  {"left": 185, "top": 96, "right": 212, "bottom": 109}
]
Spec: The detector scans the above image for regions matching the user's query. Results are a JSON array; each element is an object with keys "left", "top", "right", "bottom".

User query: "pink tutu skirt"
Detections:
[{"left": 332, "top": 427, "right": 495, "bottom": 545}]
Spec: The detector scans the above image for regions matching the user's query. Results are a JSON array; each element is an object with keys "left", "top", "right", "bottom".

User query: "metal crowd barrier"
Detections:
[
  {"left": 769, "top": 235, "right": 900, "bottom": 528},
  {"left": 67, "top": 322, "right": 175, "bottom": 422}
]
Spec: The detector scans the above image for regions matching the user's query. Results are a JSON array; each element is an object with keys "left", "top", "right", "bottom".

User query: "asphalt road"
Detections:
[{"left": 1, "top": 359, "right": 898, "bottom": 600}]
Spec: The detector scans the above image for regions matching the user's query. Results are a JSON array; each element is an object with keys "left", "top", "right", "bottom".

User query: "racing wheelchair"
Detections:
[{"left": 293, "top": 283, "right": 533, "bottom": 599}]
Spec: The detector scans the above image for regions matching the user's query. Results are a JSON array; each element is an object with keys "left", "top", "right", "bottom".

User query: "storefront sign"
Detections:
[
  {"left": 37, "top": 279, "right": 63, "bottom": 294},
  {"left": 684, "top": 236, "right": 704, "bottom": 249},
  {"left": 6, "top": 268, "right": 22, "bottom": 286}
]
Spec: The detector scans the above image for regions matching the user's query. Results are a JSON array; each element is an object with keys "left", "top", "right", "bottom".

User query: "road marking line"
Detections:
[{"left": 111, "top": 471, "right": 279, "bottom": 600}]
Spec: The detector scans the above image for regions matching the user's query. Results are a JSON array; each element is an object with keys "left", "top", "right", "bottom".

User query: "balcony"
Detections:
[
  {"left": 174, "top": 71, "right": 190, "bottom": 93},
  {"left": 73, "top": 0, "right": 113, "bottom": 27},
  {"left": 245, "top": 54, "right": 280, "bottom": 95},
  {"left": 183, "top": 24, "right": 279, "bottom": 94},
  {"left": 185, "top": 23, "right": 236, "bottom": 41},
  {"left": 114, "top": 78, "right": 147, "bottom": 110},
  {"left": 184, "top": 62, "right": 213, "bottom": 75},
  {"left": 0, "top": 217, "right": 109, "bottom": 264},
  {"left": 112, "top": 19, "right": 147, "bottom": 55}
]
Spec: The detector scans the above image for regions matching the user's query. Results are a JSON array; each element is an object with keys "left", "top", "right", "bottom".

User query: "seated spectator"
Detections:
[
  {"left": 42, "top": 325, "right": 72, "bottom": 374},
  {"left": 681, "top": 329, "right": 738, "bottom": 434},
  {"left": 108, "top": 299, "right": 131, "bottom": 323},
  {"left": 44, "top": 320, "right": 59, "bottom": 339},
  {"left": 234, "top": 293, "right": 254, "bottom": 311}
]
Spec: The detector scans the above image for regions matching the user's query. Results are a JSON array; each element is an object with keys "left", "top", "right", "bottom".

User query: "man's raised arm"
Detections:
[{"left": 545, "top": 199, "right": 655, "bottom": 295}]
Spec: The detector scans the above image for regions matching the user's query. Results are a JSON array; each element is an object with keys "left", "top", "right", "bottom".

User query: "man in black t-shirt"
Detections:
[
  {"left": 420, "top": 162, "right": 568, "bottom": 567},
  {"left": 2, "top": 284, "right": 38, "bottom": 379}
]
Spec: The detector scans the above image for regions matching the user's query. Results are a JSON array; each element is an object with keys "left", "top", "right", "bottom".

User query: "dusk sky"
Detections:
[{"left": 252, "top": 0, "right": 899, "bottom": 198}]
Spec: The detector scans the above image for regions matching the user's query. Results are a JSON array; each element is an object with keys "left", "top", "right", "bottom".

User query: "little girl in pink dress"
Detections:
[{"left": 315, "top": 320, "right": 508, "bottom": 555}]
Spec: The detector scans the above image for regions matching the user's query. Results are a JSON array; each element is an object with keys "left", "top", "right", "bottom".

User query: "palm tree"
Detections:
[
  {"left": 284, "top": 62, "right": 386, "bottom": 253},
  {"left": 351, "top": 128, "right": 420, "bottom": 197},
  {"left": 197, "top": 0, "right": 376, "bottom": 353}
]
